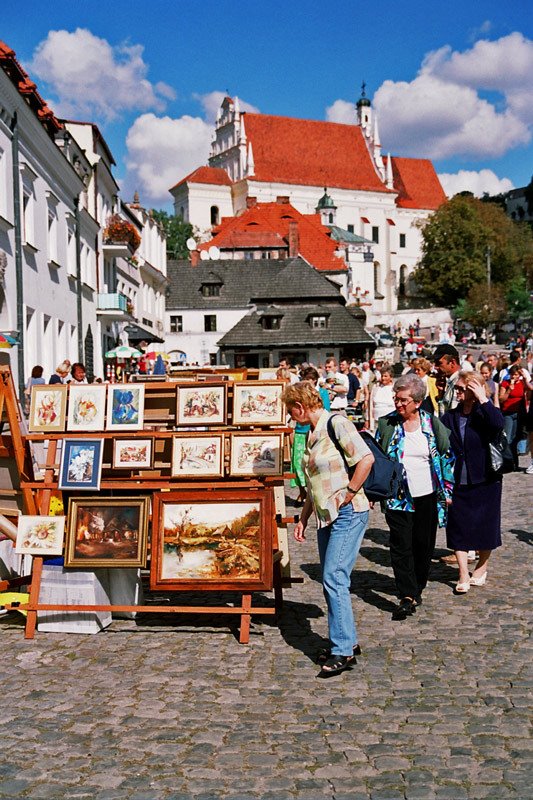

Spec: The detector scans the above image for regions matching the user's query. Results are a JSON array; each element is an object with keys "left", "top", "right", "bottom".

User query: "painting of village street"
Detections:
[
  {"left": 232, "top": 382, "right": 284, "bottom": 425},
  {"left": 155, "top": 499, "right": 264, "bottom": 587},
  {"left": 65, "top": 498, "right": 149, "bottom": 567}
]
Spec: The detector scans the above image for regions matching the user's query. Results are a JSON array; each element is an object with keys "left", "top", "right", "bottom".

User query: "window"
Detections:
[
  {"left": 399, "top": 265, "right": 407, "bottom": 296},
  {"left": 372, "top": 226, "right": 379, "bottom": 244},
  {"left": 0, "top": 147, "right": 8, "bottom": 219},
  {"left": 170, "top": 315, "right": 183, "bottom": 332},
  {"left": 310, "top": 315, "right": 328, "bottom": 329},
  {"left": 244, "top": 251, "right": 254, "bottom": 260},
  {"left": 22, "top": 187, "right": 35, "bottom": 246},
  {"left": 399, "top": 233, "right": 406, "bottom": 248},
  {"left": 201, "top": 283, "right": 221, "bottom": 297},
  {"left": 210, "top": 205, "right": 219, "bottom": 226},
  {"left": 347, "top": 224, "right": 354, "bottom": 233},
  {"left": 204, "top": 314, "right": 217, "bottom": 332},
  {"left": 328, "top": 213, "right": 334, "bottom": 224},
  {"left": 374, "top": 262, "right": 381, "bottom": 294},
  {"left": 262, "top": 316, "right": 282, "bottom": 330},
  {"left": 47, "top": 204, "right": 58, "bottom": 264}
]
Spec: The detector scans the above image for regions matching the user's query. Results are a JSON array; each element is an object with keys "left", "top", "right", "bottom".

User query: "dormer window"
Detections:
[
  {"left": 261, "top": 315, "right": 283, "bottom": 330},
  {"left": 201, "top": 283, "right": 221, "bottom": 297},
  {"left": 310, "top": 314, "right": 329, "bottom": 329}
]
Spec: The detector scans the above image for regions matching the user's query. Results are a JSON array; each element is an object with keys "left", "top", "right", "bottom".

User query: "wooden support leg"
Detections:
[
  {"left": 239, "top": 593, "right": 252, "bottom": 644},
  {"left": 25, "top": 556, "right": 43, "bottom": 640},
  {"left": 273, "top": 557, "right": 283, "bottom": 613}
]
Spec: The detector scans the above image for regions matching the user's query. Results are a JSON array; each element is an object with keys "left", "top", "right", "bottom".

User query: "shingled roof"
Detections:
[{"left": 391, "top": 157, "right": 446, "bottom": 210}]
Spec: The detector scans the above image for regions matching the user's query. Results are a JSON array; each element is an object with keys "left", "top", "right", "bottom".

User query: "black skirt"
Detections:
[{"left": 446, "top": 480, "right": 502, "bottom": 551}]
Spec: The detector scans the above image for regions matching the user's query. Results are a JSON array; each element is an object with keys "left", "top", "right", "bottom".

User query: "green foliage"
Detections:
[
  {"left": 414, "top": 195, "right": 533, "bottom": 308},
  {"left": 506, "top": 276, "right": 533, "bottom": 319},
  {"left": 458, "top": 284, "right": 507, "bottom": 327},
  {"left": 151, "top": 210, "right": 195, "bottom": 260}
]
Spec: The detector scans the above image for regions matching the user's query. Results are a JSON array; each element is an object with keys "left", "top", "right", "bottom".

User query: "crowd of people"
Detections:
[{"left": 281, "top": 342, "right": 532, "bottom": 676}]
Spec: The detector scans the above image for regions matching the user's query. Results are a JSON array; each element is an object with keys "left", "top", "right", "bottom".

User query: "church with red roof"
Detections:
[{"left": 170, "top": 90, "right": 446, "bottom": 318}]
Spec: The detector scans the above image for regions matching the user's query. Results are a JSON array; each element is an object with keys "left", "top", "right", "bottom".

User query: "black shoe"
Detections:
[
  {"left": 318, "top": 654, "right": 355, "bottom": 677},
  {"left": 392, "top": 598, "right": 417, "bottom": 621},
  {"left": 414, "top": 594, "right": 423, "bottom": 606},
  {"left": 317, "top": 644, "right": 361, "bottom": 665}
]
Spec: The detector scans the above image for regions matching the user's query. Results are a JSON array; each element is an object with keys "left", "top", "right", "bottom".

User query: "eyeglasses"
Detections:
[
  {"left": 394, "top": 397, "right": 414, "bottom": 406},
  {"left": 454, "top": 386, "right": 466, "bottom": 393}
]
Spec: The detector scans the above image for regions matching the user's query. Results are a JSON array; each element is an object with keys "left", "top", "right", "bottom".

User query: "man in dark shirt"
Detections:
[{"left": 339, "top": 358, "right": 360, "bottom": 406}]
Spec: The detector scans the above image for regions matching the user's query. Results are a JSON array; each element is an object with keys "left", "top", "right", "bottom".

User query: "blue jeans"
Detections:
[{"left": 317, "top": 504, "right": 369, "bottom": 656}]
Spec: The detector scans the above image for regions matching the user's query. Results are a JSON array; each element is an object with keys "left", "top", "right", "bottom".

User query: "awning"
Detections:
[
  {"left": 360, "top": 216, "right": 370, "bottom": 224},
  {"left": 124, "top": 323, "right": 164, "bottom": 343},
  {"left": 386, "top": 218, "right": 396, "bottom": 226}
]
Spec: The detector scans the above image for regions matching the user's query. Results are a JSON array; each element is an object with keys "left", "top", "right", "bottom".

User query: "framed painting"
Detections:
[
  {"left": 150, "top": 489, "right": 274, "bottom": 592},
  {"left": 229, "top": 432, "right": 283, "bottom": 477},
  {"left": 64, "top": 497, "right": 150, "bottom": 568},
  {"left": 232, "top": 381, "right": 285, "bottom": 425},
  {"left": 171, "top": 433, "right": 224, "bottom": 478},
  {"left": 67, "top": 384, "right": 107, "bottom": 431},
  {"left": 15, "top": 516, "right": 66, "bottom": 556},
  {"left": 58, "top": 438, "right": 104, "bottom": 491},
  {"left": 106, "top": 384, "right": 145, "bottom": 431},
  {"left": 28, "top": 385, "right": 67, "bottom": 432},
  {"left": 113, "top": 438, "right": 153, "bottom": 469},
  {"left": 176, "top": 383, "right": 226, "bottom": 426}
]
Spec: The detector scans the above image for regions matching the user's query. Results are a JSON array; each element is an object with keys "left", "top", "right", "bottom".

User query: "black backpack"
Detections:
[{"left": 326, "top": 415, "right": 405, "bottom": 502}]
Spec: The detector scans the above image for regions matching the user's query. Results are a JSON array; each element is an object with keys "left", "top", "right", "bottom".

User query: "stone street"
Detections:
[{"left": 1, "top": 466, "right": 531, "bottom": 800}]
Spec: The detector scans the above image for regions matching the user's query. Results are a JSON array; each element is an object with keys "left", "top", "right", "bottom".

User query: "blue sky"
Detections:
[{"left": 3, "top": 1, "right": 532, "bottom": 209}]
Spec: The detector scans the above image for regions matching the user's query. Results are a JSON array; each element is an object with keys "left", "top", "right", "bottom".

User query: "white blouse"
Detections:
[{"left": 402, "top": 425, "right": 433, "bottom": 497}]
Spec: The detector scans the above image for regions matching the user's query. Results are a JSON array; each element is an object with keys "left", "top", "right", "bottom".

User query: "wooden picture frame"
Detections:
[
  {"left": 150, "top": 489, "right": 274, "bottom": 591},
  {"left": 171, "top": 433, "right": 224, "bottom": 478},
  {"left": 229, "top": 432, "right": 284, "bottom": 477},
  {"left": 67, "top": 384, "right": 107, "bottom": 431},
  {"left": 65, "top": 497, "right": 150, "bottom": 568},
  {"left": 112, "top": 438, "right": 153, "bottom": 469},
  {"left": 58, "top": 438, "right": 104, "bottom": 491},
  {"left": 106, "top": 384, "right": 145, "bottom": 431},
  {"left": 15, "top": 515, "right": 66, "bottom": 556},
  {"left": 176, "top": 383, "right": 226, "bottom": 426},
  {"left": 232, "top": 381, "right": 285, "bottom": 425},
  {"left": 28, "top": 385, "right": 68, "bottom": 432}
]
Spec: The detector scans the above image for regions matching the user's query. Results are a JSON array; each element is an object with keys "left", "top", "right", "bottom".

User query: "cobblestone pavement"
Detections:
[{"left": 1, "top": 466, "right": 532, "bottom": 800}]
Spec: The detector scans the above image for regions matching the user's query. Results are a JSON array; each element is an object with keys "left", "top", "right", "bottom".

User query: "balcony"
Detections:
[
  {"left": 102, "top": 240, "right": 135, "bottom": 259},
  {"left": 96, "top": 292, "right": 132, "bottom": 321}
]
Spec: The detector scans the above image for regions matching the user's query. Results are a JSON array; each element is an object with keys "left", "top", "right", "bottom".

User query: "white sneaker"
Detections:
[{"left": 526, "top": 463, "right": 533, "bottom": 475}]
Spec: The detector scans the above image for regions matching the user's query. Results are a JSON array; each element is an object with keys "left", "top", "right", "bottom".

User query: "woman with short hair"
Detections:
[
  {"left": 368, "top": 366, "right": 396, "bottom": 432},
  {"left": 282, "top": 381, "right": 374, "bottom": 675}
]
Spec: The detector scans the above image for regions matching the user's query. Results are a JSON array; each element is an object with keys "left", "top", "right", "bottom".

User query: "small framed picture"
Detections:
[
  {"left": 113, "top": 438, "right": 153, "bottom": 469},
  {"left": 176, "top": 383, "right": 226, "bottom": 426},
  {"left": 58, "top": 439, "right": 104, "bottom": 491},
  {"left": 65, "top": 497, "right": 150, "bottom": 568},
  {"left": 15, "top": 515, "right": 66, "bottom": 556},
  {"left": 232, "top": 381, "right": 285, "bottom": 425},
  {"left": 106, "top": 384, "right": 145, "bottom": 431},
  {"left": 171, "top": 433, "right": 225, "bottom": 478},
  {"left": 229, "top": 432, "right": 284, "bottom": 476},
  {"left": 28, "top": 385, "right": 68, "bottom": 432},
  {"left": 67, "top": 385, "right": 107, "bottom": 431}
]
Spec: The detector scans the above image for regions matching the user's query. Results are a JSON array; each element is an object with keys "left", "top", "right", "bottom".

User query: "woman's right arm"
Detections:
[{"left": 294, "top": 496, "right": 313, "bottom": 542}]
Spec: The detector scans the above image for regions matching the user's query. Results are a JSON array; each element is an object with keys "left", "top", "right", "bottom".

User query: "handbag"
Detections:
[{"left": 487, "top": 429, "right": 514, "bottom": 475}]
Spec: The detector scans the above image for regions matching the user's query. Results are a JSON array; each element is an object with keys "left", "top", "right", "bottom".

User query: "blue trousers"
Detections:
[{"left": 317, "top": 503, "right": 369, "bottom": 656}]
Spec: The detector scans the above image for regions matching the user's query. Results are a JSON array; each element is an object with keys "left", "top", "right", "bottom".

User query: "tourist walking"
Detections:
[
  {"left": 368, "top": 366, "right": 396, "bottom": 432},
  {"left": 49, "top": 360, "right": 71, "bottom": 384}
]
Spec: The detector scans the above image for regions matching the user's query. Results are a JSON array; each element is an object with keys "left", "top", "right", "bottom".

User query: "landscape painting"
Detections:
[
  {"left": 106, "top": 384, "right": 145, "bottom": 431},
  {"left": 171, "top": 434, "right": 224, "bottom": 478},
  {"left": 232, "top": 382, "right": 285, "bottom": 425},
  {"left": 15, "top": 515, "right": 66, "bottom": 556},
  {"left": 28, "top": 385, "right": 68, "bottom": 432},
  {"left": 150, "top": 490, "right": 273, "bottom": 591},
  {"left": 229, "top": 433, "right": 283, "bottom": 476},
  {"left": 176, "top": 383, "right": 226, "bottom": 426},
  {"left": 113, "top": 438, "right": 153, "bottom": 469},
  {"left": 67, "top": 385, "right": 107, "bottom": 431},
  {"left": 65, "top": 497, "right": 150, "bottom": 568}
]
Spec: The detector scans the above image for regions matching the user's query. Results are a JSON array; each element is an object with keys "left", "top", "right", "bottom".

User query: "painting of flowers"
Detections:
[
  {"left": 28, "top": 385, "right": 67, "bottom": 432},
  {"left": 65, "top": 497, "right": 150, "bottom": 568},
  {"left": 232, "top": 382, "right": 285, "bottom": 425},
  {"left": 15, "top": 516, "right": 66, "bottom": 556},
  {"left": 106, "top": 384, "right": 145, "bottom": 431},
  {"left": 67, "top": 385, "right": 107, "bottom": 431},
  {"left": 58, "top": 439, "right": 104, "bottom": 491},
  {"left": 176, "top": 384, "right": 226, "bottom": 426},
  {"left": 171, "top": 434, "right": 224, "bottom": 478},
  {"left": 113, "top": 438, "right": 153, "bottom": 469},
  {"left": 150, "top": 490, "right": 273, "bottom": 591},
  {"left": 229, "top": 433, "right": 283, "bottom": 476}
]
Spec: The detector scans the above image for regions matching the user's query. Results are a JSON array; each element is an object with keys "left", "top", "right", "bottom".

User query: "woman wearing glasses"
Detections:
[
  {"left": 441, "top": 372, "right": 505, "bottom": 593},
  {"left": 376, "top": 374, "right": 455, "bottom": 620}
]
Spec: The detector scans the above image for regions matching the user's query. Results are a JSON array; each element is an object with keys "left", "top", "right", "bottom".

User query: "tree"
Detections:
[
  {"left": 150, "top": 210, "right": 195, "bottom": 260},
  {"left": 414, "top": 195, "right": 533, "bottom": 307},
  {"left": 458, "top": 284, "right": 507, "bottom": 328}
]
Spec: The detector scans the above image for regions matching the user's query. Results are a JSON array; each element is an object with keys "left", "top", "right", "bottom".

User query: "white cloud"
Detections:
[
  {"left": 325, "top": 99, "right": 357, "bottom": 125},
  {"left": 29, "top": 28, "right": 175, "bottom": 120},
  {"left": 125, "top": 113, "right": 213, "bottom": 203},
  {"left": 438, "top": 169, "right": 514, "bottom": 198},
  {"left": 194, "top": 90, "right": 259, "bottom": 123},
  {"left": 327, "top": 32, "right": 533, "bottom": 161}
]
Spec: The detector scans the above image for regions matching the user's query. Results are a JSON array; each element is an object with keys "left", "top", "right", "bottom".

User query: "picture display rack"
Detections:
[{"left": 1, "top": 371, "right": 298, "bottom": 643}]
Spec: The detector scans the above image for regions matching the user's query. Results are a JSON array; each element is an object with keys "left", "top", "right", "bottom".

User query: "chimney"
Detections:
[
  {"left": 190, "top": 250, "right": 200, "bottom": 267},
  {"left": 276, "top": 195, "right": 290, "bottom": 204},
  {"left": 246, "top": 196, "right": 257, "bottom": 209},
  {"left": 288, "top": 221, "right": 299, "bottom": 258}
]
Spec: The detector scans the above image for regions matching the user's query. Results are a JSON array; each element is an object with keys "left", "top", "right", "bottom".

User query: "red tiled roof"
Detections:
[
  {"left": 0, "top": 40, "right": 63, "bottom": 136},
  {"left": 391, "top": 157, "right": 446, "bottom": 210},
  {"left": 198, "top": 201, "right": 347, "bottom": 272},
  {"left": 171, "top": 166, "right": 232, "bottom": 191},
  {"left": 243, "top": 113, "right": 392, "bottom": 193}
]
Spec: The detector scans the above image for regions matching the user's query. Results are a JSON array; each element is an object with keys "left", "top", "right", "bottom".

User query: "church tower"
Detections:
[
  {"left": 316, "top": 188, "right": 337, "bottom": 226},
  {"left": 356, "top": 83, "right": 385, "bottom": 182}
]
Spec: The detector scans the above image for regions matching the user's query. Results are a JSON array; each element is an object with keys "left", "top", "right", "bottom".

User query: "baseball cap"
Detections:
[{"left": 432, "top": 344, "right": 460, "bottom": 362}]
